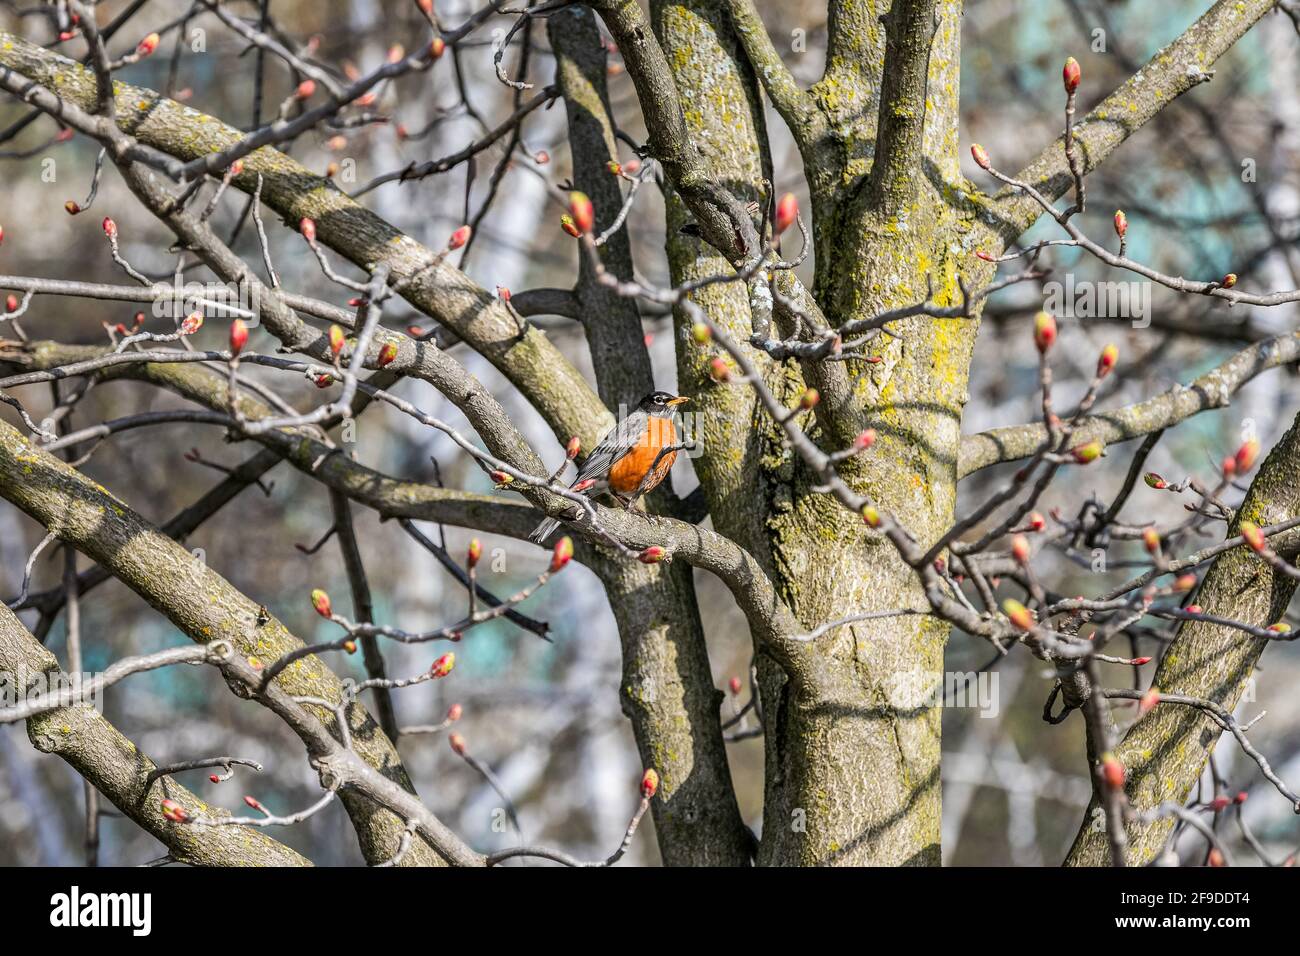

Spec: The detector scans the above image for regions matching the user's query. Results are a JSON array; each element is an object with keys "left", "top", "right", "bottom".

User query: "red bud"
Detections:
[
  {"left": 229, "top": 319, "right": 248, "bottom": 355},
  {"left": 970, "top": 143, "right": 991, "bottom": 170},
  {"left": 64, "top": 200, "right": 81, "bottom": 216},
  {"left": 637, "top": 546, "right": 666, "bottom": 564},
  {"left": 180, "top": 312, "right": 203, "bottom": 335},
  {"left": 467, "top": 538, "right": 482, "bottom": 568},
  {"left": 569, "top": 192, "right": 595, "bottom": 234},
  {"left": 447, "top": 703, "right": 463, "bottom": 722},
  {"left": 1062, "top": 57, "right": 1081, "bottom": 94},
  {"left": 310, "top": 589, "right": 332, "bottom": 618},
  {"left": 640, "top": 768, "right": 659, "bottom": 799},
  {"left": 1240, "top": 521, "right": 1267, "bottom": 554},
  {"left": 1033, "top": 312, "right": 1056, "bottom": 352},
  {"left": 1070, "top": 440, "right": 1103, "bottom": 464},
  {"left": 295, "top": 79, "right": 316, "bottom": 100},
  {"left": 1221, "top": 273, "right": 1237, "bottom": 289},
  {"left": 566, "top": 435, "right": 581, "bottom": 460},
  {"left": 1139, "top": 686, "right": 1160, "bottom": 716},
  {"left": 137, "top": 32, "right": 160, "bottom": 57},
  {"left": 1100, "top": 752, "right": 1125, "bottom": 791},
  {"left": 774, "top": 192, "right": 798, "bottom": 235},
  {"left": 855, "top": 429, "right": 877, "bottom": 450},
  {"left": 449, "top": 732, "right": 467, "bottom": 755},
  {"left": 550, "top": 536, "right": 574, "bottom": 572},
  {"left": 376, "top": 341, "right": 398, "bottom": 368},
  {"left": 1113, "top": 210, "right": 1127, "bottom": 239},
  {"left": 328, "top": 324, "right": 345, "bottom": 357},
  {"left": 560, "top": 214, "right": 581, "bottom": 238},
  {"left": 299, "top": 217, "right": 316, "bottom": 242},
  {"left": 1233, "top": 439, "right": 1260, "bottom": 474},
  {"left": 243, "top": 795, "right": 263, "bottom": 811},
  {"left": 160, "top": 799, "right": 188, "bottom": 822},
  {"left": 5, "top": 295, "right": 18, "bottom": 313},
  {"left": 1003, "top": 599, "right": 1034, "bottom": 630},
  {"left": 1011, "top": 535, "right": 1031, "bottom": 564},
  {"left": 447, "top": 224, "right": 471, "bottom": 250},
  {"left": 728, "top": 676, "right": 742, "bottom": 695},
  {"left": 1028, "top": 512, "right": 1046, "bottom": 532},
  {"left": 430, "top": 37, "right": 446, "bottom": 58},
  {"left": 101, "top": 217, "right": 117, "bottom": 238},
  {"left": 430, "top": 652, "right": 456, "bottom": 678},
  {"left": 1096, "top": 343, "right": 1119, "bottom": 378}
]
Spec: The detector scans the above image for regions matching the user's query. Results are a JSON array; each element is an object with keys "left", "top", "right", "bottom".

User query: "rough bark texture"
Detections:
[
  {"left": 0, "top": 604, "right": 311, "bottom": 866},
  {"left": 0, "top": 418, "right": 444, "bottom": 866},
  {"left": 647, "top": 0, "right": 803, "bottom": 865},
  {"left": 0, "top": 0, "right": 1287, "bottom": 867},
  {"left": 1065, "top": 411, "right": 1300, "bottom": 865},
  {"left": 550, "top": 7, "right": 752, "bottom": 865}
]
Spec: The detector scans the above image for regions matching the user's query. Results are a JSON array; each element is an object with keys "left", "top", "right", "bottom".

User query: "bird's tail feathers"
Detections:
[{"left": 528, "top": 517, "right": 561, "bottom": 545}]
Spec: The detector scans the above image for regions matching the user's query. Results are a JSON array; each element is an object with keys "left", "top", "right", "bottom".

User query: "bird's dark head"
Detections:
[{"left": 639, "top": 390, "right": 689, "bottom": 416}]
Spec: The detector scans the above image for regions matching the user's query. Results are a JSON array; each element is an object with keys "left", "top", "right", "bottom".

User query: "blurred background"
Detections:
[{"left": 0, "top": 0, "right": 1297, "bottom": 865}]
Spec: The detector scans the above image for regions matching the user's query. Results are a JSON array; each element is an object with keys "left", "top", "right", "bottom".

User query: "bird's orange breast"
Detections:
[{"left": 608, "top": 417, "right": 678, "bottom": 495}]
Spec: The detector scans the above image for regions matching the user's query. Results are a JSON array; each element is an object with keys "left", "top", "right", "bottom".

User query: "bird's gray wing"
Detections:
[{"left": 571, "top": 412, "right": 646, "bottom": 485}]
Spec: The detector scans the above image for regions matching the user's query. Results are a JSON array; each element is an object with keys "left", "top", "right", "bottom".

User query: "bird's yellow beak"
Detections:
[{"left": 667, "top": 396, "right": 690, "bottom": 407}]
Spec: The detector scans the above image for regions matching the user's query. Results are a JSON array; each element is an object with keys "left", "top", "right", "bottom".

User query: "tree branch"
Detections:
[
  {"left": 0, "top": 603, "right": 311, "bottom": 866},
  {"left": 959, "top": 328, "right": 1300, "bottom": 477},
  {"left": 1065, "top": 409, "right": 1300, "bottom": 865},
  {"left": 0, "top": 30, "right": 612, "bottom": 451},
  {"left": 0, "top": 418, "right": 447, "bottom": 866},
  {"left": 981, "top": 0, "right": 1278, "bottom": 247},
  {"left": 866, "top": 0, "right": 938, "bottom": 215}
]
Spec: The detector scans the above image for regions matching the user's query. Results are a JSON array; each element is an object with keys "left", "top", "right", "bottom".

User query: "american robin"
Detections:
[{"left": 528, "top": 390, "right": 690, "bottom": 544}]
